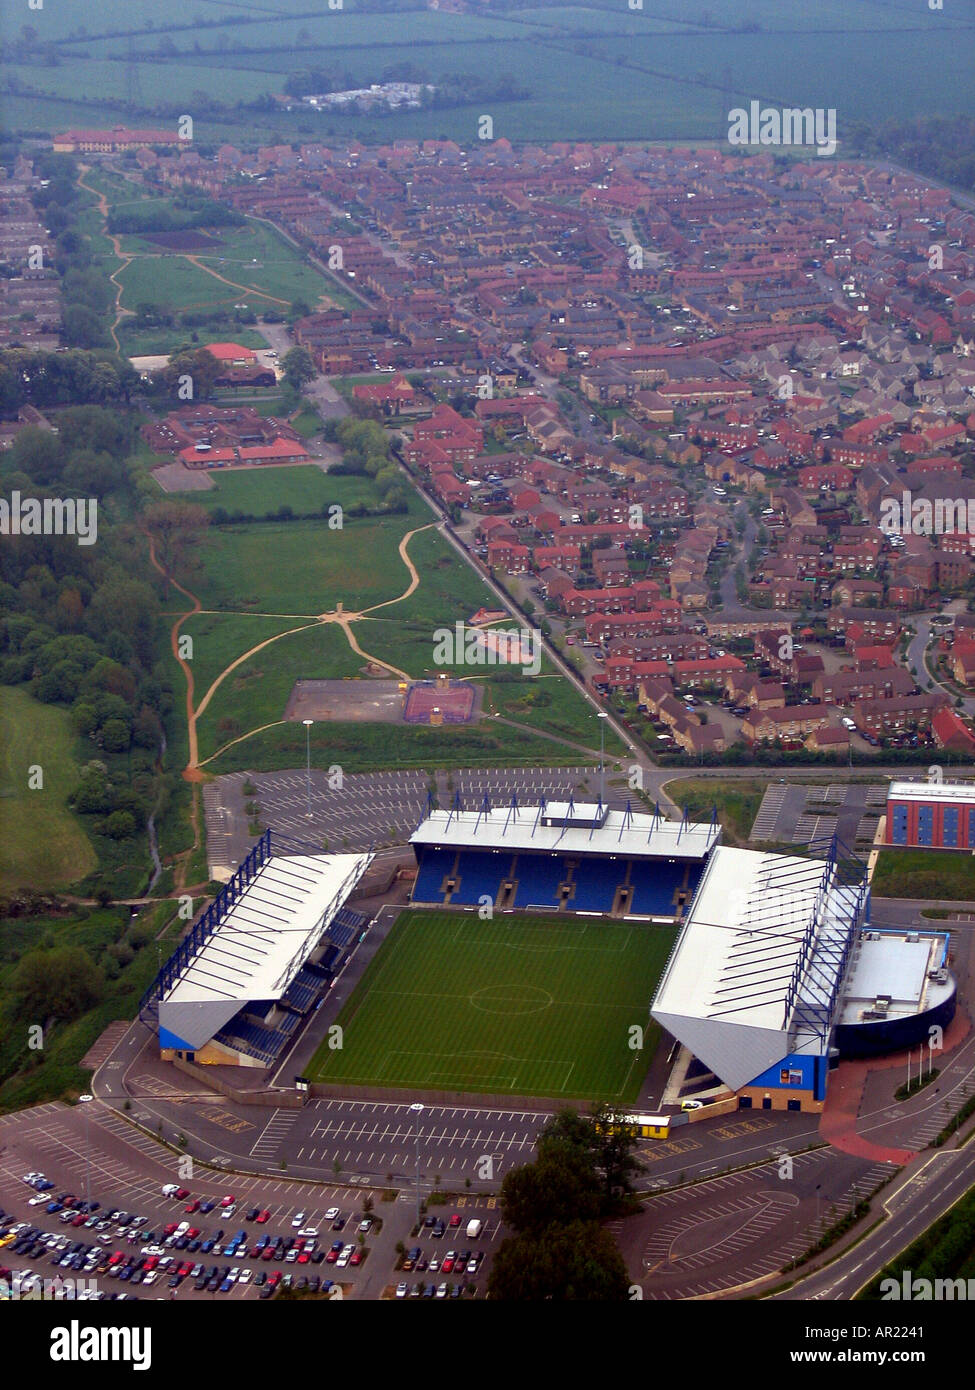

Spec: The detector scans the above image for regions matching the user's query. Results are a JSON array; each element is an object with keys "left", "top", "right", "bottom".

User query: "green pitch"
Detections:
[{"left": 308, "top": 910, "right": 676, "bottom": 1102}]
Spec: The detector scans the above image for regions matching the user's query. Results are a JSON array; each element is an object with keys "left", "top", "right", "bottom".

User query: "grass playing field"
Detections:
[
  {"left": 308, "top": 908, "right": 675, "bottom": 1101},
  {"left": 0, "top": 686, "right": 97, "bottom": 896}
]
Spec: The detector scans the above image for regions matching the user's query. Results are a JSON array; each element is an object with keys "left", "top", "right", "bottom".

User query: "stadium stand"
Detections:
[
  {"left": 412, "top": 847, "right": 457, "bottom": 903},
  {"left": 452, "top": 850, "right": 510, "bottom": 906},
  {"left": 139, "top": 833, "right": 374, "bottom": 1068},
  {"left": 627, "top": 859, "right": 700, "bottom": 916},
  {"left": 513, "top": 853, "right": 568, "bottom": 909},
  {"left": 568, "top": 857, "right": 626, "bottom": 912},
  {"left": 411, "top": 797, "right": 721, "bottom": 920}
]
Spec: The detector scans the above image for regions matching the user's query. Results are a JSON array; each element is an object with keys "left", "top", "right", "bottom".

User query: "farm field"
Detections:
[
  {"left": 3, "top": 0, "right": 970, "bottom": 145},
  {"left": 307, "top": 908, "right": 675, "bottom": 1101},
  {"left": 0, "top": 687, "right": 97, "bottom": 896}
]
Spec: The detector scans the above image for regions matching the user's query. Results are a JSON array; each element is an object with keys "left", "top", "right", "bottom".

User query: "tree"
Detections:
[
  {"left": 11, "top": 945, "right": 104, "bottom": 1022},
  {"left": 487, "top": 1221, "right": 630, "bottom": 1301},
  {"left": 282, "top": 346, "right": 315, "bottom": 390},
  {"left": 499, "top": 1153, "right": 602, "bottom": 1236}
]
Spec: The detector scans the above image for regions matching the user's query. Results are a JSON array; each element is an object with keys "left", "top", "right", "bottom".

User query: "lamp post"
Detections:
[
  {"left": 79, "top": 1093, "right": 93, "bottom": 1211},
  {"left": 409, "top": 1102, "right": 424, "bottom": 1235},
  {"left": 597, "top": 711, "right": 608, "bottom": 805},
  {"left": 303, "top": 719, "right": 314, "bottom": 818}
]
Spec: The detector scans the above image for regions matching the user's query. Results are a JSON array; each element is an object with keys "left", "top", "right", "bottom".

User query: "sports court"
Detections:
[{"left": 403, "top": 680, "right": 477, "bottom": 724}]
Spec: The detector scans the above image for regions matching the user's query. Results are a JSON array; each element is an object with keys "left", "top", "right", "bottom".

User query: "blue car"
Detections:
[
  {"left": 46, "top": 1202, "right": 61, "bottom": 1214},
  {"left": 219, "top": 1277, "right": 233, "bottom": 1292}
]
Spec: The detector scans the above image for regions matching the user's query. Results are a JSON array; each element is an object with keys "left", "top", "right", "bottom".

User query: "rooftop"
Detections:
[
  {"left": 888, "top": 780, "right": 975, "bottom": 805},
  {"left": 411, "top": 800, "right": 720, "bottom": 862}
]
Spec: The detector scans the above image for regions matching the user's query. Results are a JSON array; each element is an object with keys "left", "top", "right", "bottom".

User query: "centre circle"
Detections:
[{"left": 469, "top": 984, "right": 553, "bottom": 1015}]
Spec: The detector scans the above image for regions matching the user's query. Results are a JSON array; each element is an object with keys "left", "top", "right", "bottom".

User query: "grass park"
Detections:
[
  {"left": 308, "top": 908, "right": 675, "bottom": 1101},
  {"left": 0, "top": 687, "right": 97, "bottom": 897},
  {"left": 156, "top": 465, "right": 616, "bottom": 771}
]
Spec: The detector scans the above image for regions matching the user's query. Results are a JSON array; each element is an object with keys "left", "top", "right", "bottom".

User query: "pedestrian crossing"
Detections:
[{"left": 249, "top": 1110, "right": 300, "bottom": 1160}]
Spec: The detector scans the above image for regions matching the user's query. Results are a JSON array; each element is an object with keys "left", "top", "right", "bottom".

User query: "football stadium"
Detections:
[{"left": 139, "top": 795, "right": 957, "bottom": 1112}]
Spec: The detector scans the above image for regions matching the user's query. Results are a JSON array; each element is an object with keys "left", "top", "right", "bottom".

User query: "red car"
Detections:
[
  {"left": 325, "top": 1249, "right": 340, "bottom": 1264},
  {"left": 297, "top": 1252, "right": 310, "bottom": 1264},
  {"left": 255, "top": 1209, "right": 270, "bottom": 1224},
  {"left": 184, "top": 1200, "right": 200, "bottom": 1214},
  {"left": 448, "top": 1214, "right": 461, "bottom": 1228},
  {"left": 220, "top": 1195, "right": 236, "bottom": 1208},
  {"left": 261, "top": 1247, "right": 275, "bottom": 1261},
  {"left": 186, "top": 1228, "right": 200, "bottom": 1239},
  {"left": 350, "top": 1250, "right": 362, "bottom": 1266},
  {"left": 162, "top": 1223, "right": 178, "bottom": 1237}
]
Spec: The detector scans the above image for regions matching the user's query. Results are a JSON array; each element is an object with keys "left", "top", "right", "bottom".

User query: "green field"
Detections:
[
  {"left": 3, "top": 0, "right": 971, "bottom": 145},
  {"left": 189, "top": 467, "right": 378, "bottom": 518},
  {"left": 663, "top": 776, "right": 770, "bottom": 846},
  {"left": 0, "top": 687, "right": 97, "bottom": 896},
  {"left": 871, "top": 848, "right": 975, "bottom": 902},
  {"left": 308, "top": 908, "right": 675, "bottom": 1101},
  {"left": 194, "top": 514, "right": 426, "bottom": 615},
  {"left": 153, "top": 465, "right": 613, "bottom": 769}
]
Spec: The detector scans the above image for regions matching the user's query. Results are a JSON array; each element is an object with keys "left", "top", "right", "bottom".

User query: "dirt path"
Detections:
[
  {"left": 361, "top": 524, "right": 434, "bottom": 616},
  {"left": 184, "top": 254, "right": 291, "bottom": 306},
  {"left": 156, "top": 522, "right": 433, "bottom": 781},
  {"left": 77, "top": 167, "right": 133, "bottom": 353},
  {"left": 77, "top": 166, "right": 291, "bottom": 354}
]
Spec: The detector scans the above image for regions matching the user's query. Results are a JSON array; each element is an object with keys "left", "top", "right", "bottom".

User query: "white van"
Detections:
[{"left": 465, "top": 1219, "right": 482, "bottom": 1239}]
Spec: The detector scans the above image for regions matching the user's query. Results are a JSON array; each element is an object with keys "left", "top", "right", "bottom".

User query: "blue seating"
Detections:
[
  {"left": 513, "top": 854, "right": 567, "bottom": 908},
  {"left": 412, "top": 848, "right": 456, "bottom": 903},
  {"left": 214, "top": 1018, "right": 288, "bottom": 1064},
  {"left": 626, "top": 859, "right": 701, "bottom": 915},
  {"left": 281, "top": 966, "right": 323, "bottom": 1015},
  {"left": 450, "top": 851, "right": 507, "bottom": 906},
  {"left": 569, "top": 857, "right": 625, "bottom": 912}
]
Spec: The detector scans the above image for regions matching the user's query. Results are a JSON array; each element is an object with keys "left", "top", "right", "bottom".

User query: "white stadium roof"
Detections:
[
  {"left": 652, "top": 845, "right": 864, "bottom": 1091},
  {"left": 158, "top": 851, "right": 371, "bottom": 1050},
  {"left": 411, "top": 801, "right": 720, "bottom": 861}
]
